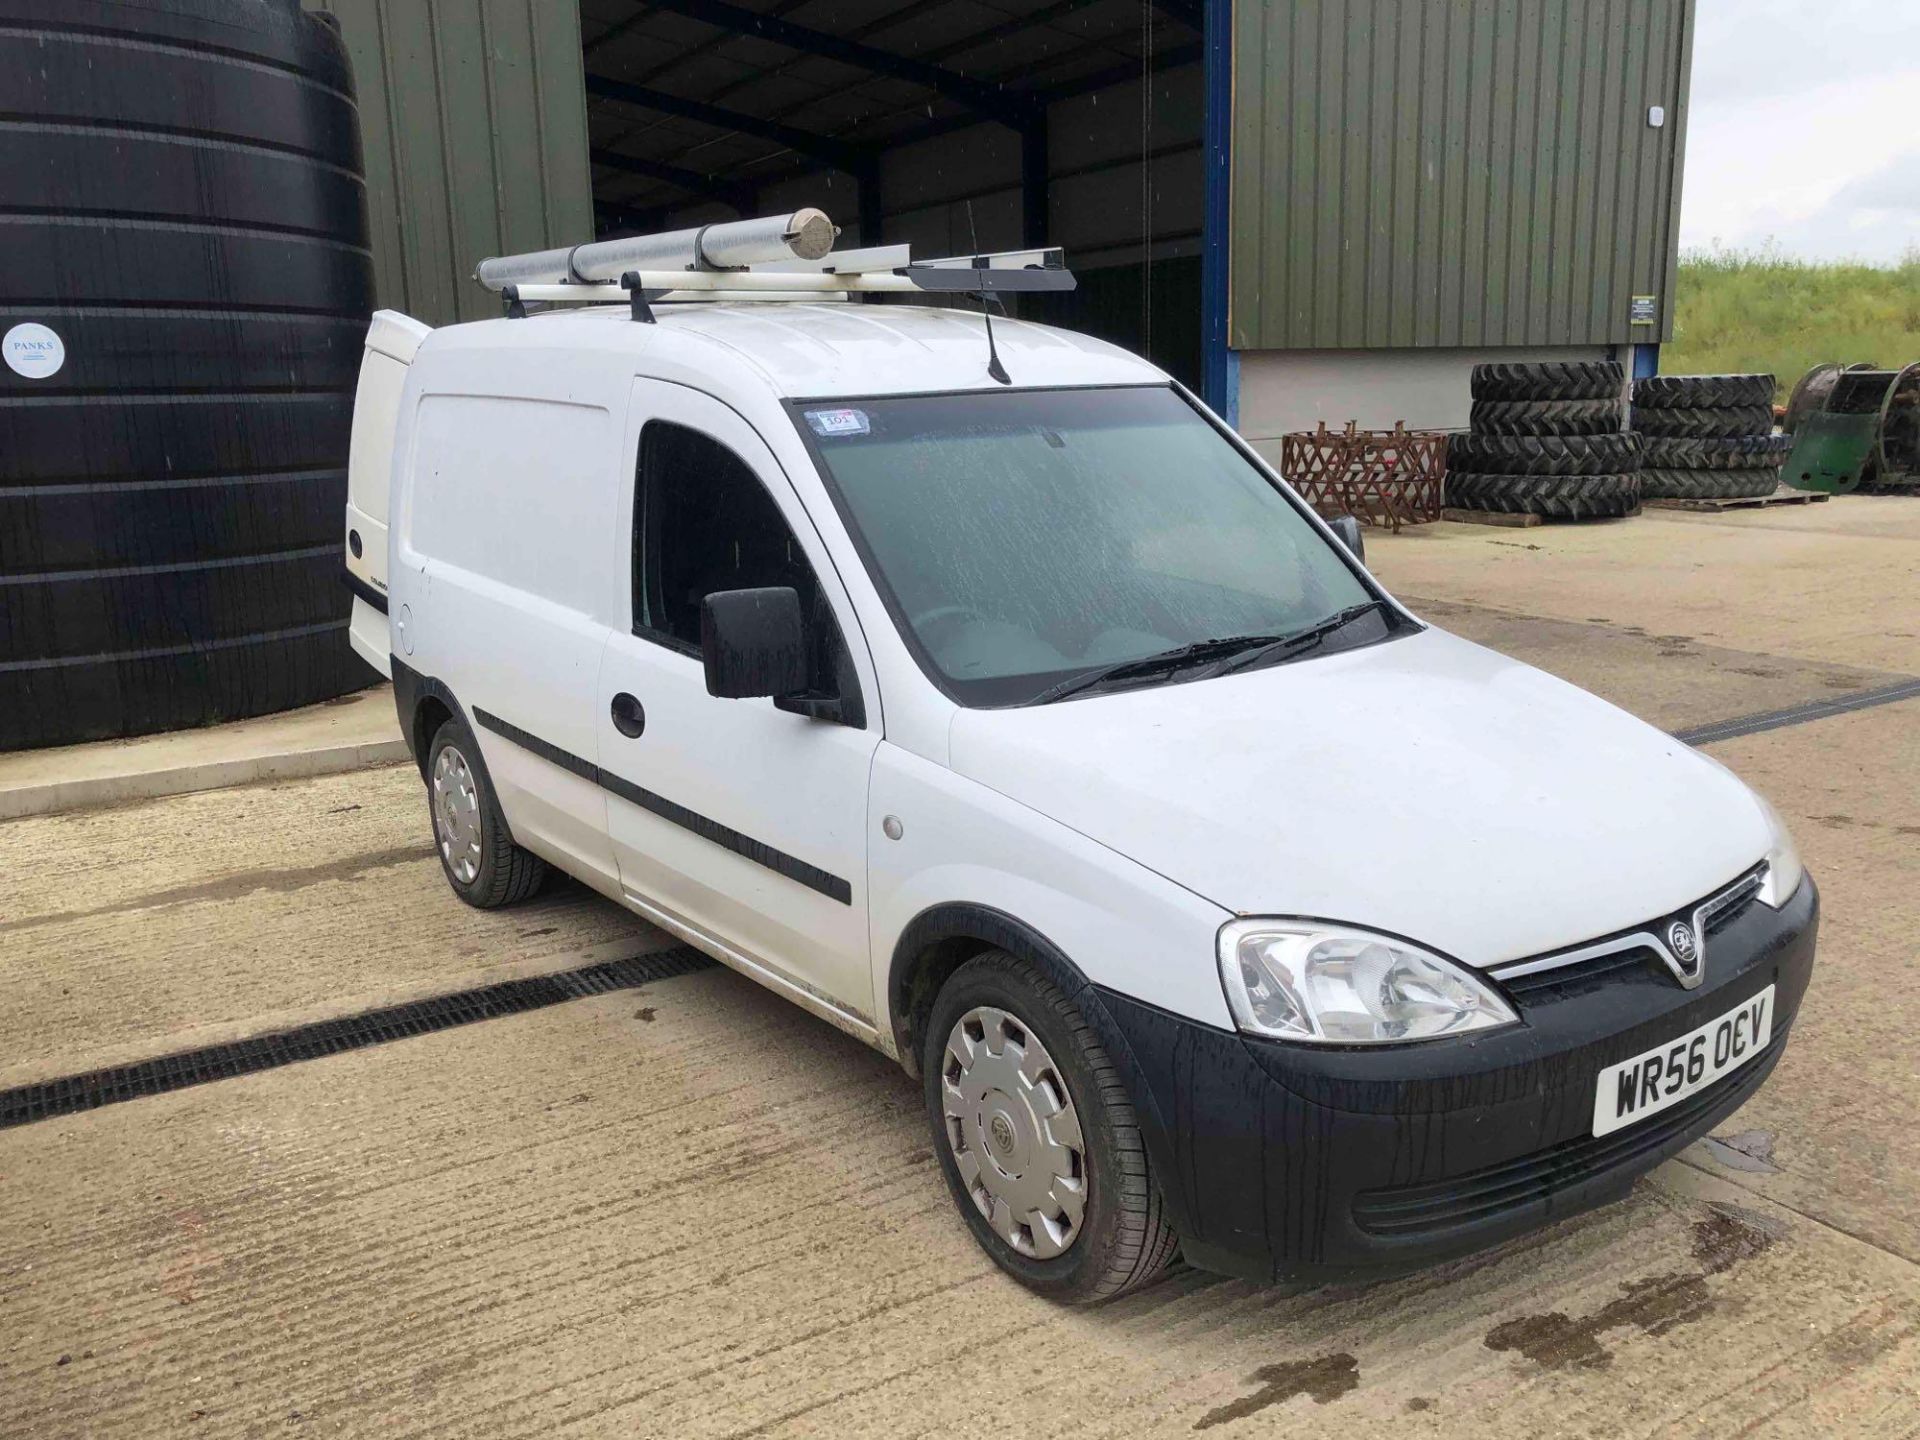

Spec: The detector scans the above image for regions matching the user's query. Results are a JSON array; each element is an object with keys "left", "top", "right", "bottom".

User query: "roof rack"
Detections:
[{"left": 473, "top": 210, "right": 1074, "bottom": 319}]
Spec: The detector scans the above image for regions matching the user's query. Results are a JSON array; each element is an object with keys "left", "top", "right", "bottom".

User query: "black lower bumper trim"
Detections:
[{"left": 1352, "top": 1027, "right": 1786, "bottom": 1236}]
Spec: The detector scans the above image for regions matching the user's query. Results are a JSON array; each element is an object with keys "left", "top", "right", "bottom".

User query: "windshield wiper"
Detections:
[
  {"left": 1213, "top": 600, "right": 1394, "bottom": 676},
  {"left": 1029, "top": 633, "right": 1289, "bottom": 705}
]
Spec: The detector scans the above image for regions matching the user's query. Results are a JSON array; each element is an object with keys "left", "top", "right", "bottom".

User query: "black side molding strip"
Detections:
[
  {"left": 342, "top": 569, "right": 389, "bottom": 614},
  {"left": 472, "top": 706, "right": 853, "bottom": 905}
]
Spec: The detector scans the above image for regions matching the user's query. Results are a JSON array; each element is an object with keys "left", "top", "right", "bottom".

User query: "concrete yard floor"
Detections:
[{"left": 4, "top": 502, "right": 1918, "bottom": 1437}]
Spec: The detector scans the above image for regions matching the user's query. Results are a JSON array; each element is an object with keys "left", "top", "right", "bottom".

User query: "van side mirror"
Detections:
[
  {"left": 1329, "top": 515, "right": 1365, "bottom": 564},
  {"left": 700, "top": 587, "right": 809, "bottom": 700}
]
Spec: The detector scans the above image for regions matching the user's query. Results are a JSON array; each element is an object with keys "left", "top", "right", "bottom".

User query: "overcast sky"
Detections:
[{"left": 1680, "top": 0, "right": 1920, "bottom": 264}]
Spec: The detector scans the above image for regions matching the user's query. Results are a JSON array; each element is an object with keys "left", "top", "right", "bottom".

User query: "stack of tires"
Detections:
[
  {"left": 1447, "top": 362, "right": 1641, "bottom": 518},
  {"left": 1632, "top": 375, "right": 1787, "bottom": 500}
]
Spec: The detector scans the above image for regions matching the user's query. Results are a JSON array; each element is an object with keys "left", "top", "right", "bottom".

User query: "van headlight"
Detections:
[
  {"left": 1754, "top": 795, "right": 1804, "bottom": 909},
  {"left": 1217, "top": 920, "right": 1518, "bottom": 1044}
]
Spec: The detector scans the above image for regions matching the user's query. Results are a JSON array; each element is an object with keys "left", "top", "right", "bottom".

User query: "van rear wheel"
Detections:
[
  {"left": 425, "top": 716, "right": 547, "bottom": 908},
  {"left": 924, "top": 951, "right": 1178, "bottom": 1304}
]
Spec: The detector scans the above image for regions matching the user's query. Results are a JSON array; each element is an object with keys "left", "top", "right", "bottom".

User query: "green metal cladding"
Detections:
[
  {"left": 1229, "top": 0, "right": 1695, "bottom": 350},
  {"left": 310, "top": 0, "right": 595, "bottom": 325}
]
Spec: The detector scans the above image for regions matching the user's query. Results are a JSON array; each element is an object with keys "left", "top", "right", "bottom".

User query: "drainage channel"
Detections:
[
  {"left": 0, "top": 947, "right": 712, "bottom": 1130},
  {"left": 1675, "top": 677, "right": 1920, "bottom": 746}
]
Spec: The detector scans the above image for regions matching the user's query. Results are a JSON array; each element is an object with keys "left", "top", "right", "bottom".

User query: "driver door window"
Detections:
[{"left": 631, "top": 421, "right": 855, "bottom": 715}]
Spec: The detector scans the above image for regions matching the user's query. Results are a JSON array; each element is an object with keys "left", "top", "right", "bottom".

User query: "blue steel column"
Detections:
[{"left": 1200, "top": 0, "right": 1237, "bottom": 423}]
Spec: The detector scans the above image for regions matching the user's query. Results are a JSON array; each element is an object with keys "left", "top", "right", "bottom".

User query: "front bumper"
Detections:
[{"left": 1093, "top": 875, "right": 1819, "bottom": 1284}]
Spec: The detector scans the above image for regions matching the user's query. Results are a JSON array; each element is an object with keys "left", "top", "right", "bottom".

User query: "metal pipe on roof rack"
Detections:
[{"left": 473, "top": 210, "right": 838, "bottom": 290}]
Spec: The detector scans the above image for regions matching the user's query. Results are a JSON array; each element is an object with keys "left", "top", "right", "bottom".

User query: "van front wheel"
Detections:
[
  {"left": 425, "top": 716, "right": 547, "bottom": 908},
  {"left": 924, "top": 951, "right": 1178, "bottom": 1304}
]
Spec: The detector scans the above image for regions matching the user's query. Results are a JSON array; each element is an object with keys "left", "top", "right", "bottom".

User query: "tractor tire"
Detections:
[
  {"left": 1470, "top": 361, "right": 1625, "bottom": 402},
  {"left": 1446, "top": 432, "right": 1641, "bottom": 476},
  {"left": 1446, "top": 471, "right": 1641, "bottom": 518},
  {"left": 1632, "top": 373, "right": 1775, "bottom": 410},
  {"left": 1467, "top": 398, "right": 1627, "bottom": 437},
  {"left": 1638, "top": 435, "right": 1791, "bottom": 470},
  {"left": 1632, "top": 405, "right": 1776, "bottom": 440},
  {"left": 1638, "top": 468, "right": 1782, "bottom": 501}
]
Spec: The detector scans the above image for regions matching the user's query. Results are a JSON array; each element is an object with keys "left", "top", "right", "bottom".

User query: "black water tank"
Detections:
[{"left": 0, "top": 0, "right": 376, "bottom": 749}]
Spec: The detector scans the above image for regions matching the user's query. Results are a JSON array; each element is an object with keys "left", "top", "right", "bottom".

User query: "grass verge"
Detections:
[{"left": 1662, "top": 247, "right": 1920, "bottom": 399}]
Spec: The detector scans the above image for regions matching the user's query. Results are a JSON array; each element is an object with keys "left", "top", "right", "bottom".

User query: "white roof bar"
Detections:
[
  {"left": 506, "top": 273, "right": 922, "bottom": 308},
  {"left": 511, "top": 285, "right": 855, "bottom": 306}
]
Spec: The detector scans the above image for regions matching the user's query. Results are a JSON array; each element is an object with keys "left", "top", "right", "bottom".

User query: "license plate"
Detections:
[{"left": 1592, "top": 985, "right": 1775, "bottom": 1137}]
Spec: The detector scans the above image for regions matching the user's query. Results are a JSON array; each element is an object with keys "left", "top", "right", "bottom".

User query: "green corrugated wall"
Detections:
[
  {"left": 309, "top": 0, "right": 595, "bottom": 325},
  {"left": 1230, "top": 0, "right": 1694, "bottom": 351}
]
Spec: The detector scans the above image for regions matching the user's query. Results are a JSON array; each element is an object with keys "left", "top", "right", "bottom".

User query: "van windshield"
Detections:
[{"left": 794, "top": 385, "right": 1394, "bottom": 707}]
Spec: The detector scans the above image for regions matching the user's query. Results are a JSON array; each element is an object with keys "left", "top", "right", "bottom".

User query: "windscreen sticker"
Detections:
[{"left": 805, "top": 407, "right": 870, "bottom": 437}]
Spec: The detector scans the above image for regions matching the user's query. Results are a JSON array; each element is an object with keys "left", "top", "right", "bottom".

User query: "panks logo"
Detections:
[{"left": 4, "top": 323, "right": 66, "bottom": 378}]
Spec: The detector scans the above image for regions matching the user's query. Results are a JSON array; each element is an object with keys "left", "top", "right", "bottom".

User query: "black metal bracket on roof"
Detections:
[
  {"left": 619, "top": 271, "right": 657, "bottom": 324},
  {"left": 685, "top": 225, "right": 750, "bottom": 273},
  {"left": 502, "top": 284, "right": 527, "bottom": 319}
]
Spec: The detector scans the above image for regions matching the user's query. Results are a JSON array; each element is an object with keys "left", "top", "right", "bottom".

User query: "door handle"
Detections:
[{"left": 610, "top": 692, "right": 646, "bottom": 738}]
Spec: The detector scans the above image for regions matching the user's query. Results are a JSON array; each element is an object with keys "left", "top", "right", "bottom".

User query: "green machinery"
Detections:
[{"left": 1781, "top": 361, "right": 1920, "bottom": 493}]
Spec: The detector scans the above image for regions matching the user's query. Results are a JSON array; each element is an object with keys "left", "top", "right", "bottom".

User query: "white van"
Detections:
[{"left": 342, "top": 238, "right": 1816, "bottom": 1304}]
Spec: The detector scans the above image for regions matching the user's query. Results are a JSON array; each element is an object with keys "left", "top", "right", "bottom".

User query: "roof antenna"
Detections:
[
  {"left": 980, "top": 295, "right": 1012, "bottom": 385},
  {"left": 965, "top": 200, "right": 1012, "bottom": 385}
]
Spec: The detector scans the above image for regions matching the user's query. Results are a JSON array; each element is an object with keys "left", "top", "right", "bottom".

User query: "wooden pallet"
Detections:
[
  {"left": 1642, "top": 488, "right": 1830, "bottom": 513},
  {"left": 1440, "top": 506, "right": 1642, "bottom": 528}
]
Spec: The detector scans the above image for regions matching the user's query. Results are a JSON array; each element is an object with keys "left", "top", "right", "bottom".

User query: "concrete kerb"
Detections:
[
  {"left": 0, "top": 739, "right": 412, "bottom": 821},
  {"left": 0, "top": 687, "right": 411, "bottom": 821}
]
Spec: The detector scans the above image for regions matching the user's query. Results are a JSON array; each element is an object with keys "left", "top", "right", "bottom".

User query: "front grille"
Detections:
[
  {"left": 1490, "top": 865, "right": 1767, "bottom": 1001},
  {"left": 1500, "top": 946, "right": 1659, "bottom": 1001},
  {"left": 1352, "top": 1028, "right": 1784, "bottom": 1237},
  {"left": 1703, "top": 881, "right": 1760, "bottom": 934}
]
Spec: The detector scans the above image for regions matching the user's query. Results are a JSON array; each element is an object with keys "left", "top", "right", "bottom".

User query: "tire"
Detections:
[
  {"left": 924, "top": 951, "right": 1178, "bottom": 1304},
  {"left": 1632, "top": 373, "right": 1775, "bottom": 410},
  {"left": 1638, "top": 468, "right": 1781, "bottom": 501},
  {"left": 1446, "top": 471, "right": 1642, "bottom": 518},
  {"left": 1468, "top": 399, "right": 1627, "bottom": 436},
  {"left": 1470, "top": 361, "right": 1625, "bottom": 402},
  {"left": 425, "top": 716, "right": 548, "bottom": 909},
  {"left": 1632, "top": 405, "right": 1776, "bottom": 439},
  {"left": 1446, "top": 432, "right": 1641, "bottom": 476},
  {"left": 1637, "top": 435, "right": 1791, "bottom": 470}
]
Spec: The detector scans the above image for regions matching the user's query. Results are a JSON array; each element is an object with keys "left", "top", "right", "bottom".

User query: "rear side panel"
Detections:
[{"left": 344, "top": 310, "right": 432, "bottom": 676}]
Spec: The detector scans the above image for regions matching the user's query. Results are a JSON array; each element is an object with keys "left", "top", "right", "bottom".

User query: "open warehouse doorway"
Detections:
[{"left": 576, "top": 0, "right": 1212, "bottom": 393}]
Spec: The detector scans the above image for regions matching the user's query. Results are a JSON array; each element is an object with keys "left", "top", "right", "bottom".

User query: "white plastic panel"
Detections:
[{"left": 343, "top": 310, "right": 431, "bottom": 677}]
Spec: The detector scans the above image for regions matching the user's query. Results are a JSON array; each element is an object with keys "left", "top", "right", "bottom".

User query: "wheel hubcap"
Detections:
[
  {"left": 431, "top": 745, "right": 483, "bottom": 884},
  {"left": 941, "top": 1006, "right": 1087, "bottom": 1259}
]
